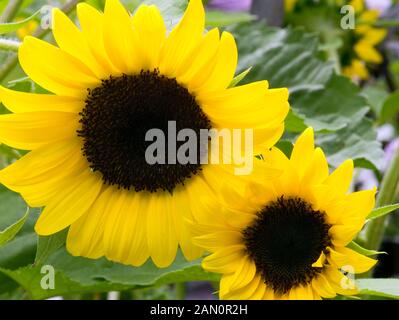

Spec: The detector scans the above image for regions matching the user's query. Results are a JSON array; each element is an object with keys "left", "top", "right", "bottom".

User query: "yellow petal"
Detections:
[
  {"left": 0, "top": 86, "right": 83, "bottom": 113},
  {"left": 229, "top": 256, "right": 257, "bottom": 291},
  {"left": 177, "top": 28, "right": 220, "bottom": 90},
  {"left": 77, "top": 3, "right": 119, "bottom": 75},
  {"left": 290, "top": 127, "right": 314, "bottom": 177},
  {"left": 362, "top": 28, "right": 387, "bottom": 46},
  {"left": 263, "top": 287, "right": 275, "bottom": 300},
  {"left": 202, "top": 85, "right": 289, "bottom": 128},
  {"left": 132, "top": 5, "right": 166, "bottom": 70},
  {"left": 0, "top": 138, "right": 86, "bottom": 207},
  {"left": 355, "top": 41, "right": 383, "bottom": 64},
  {"left": 325, "top": 159, "right": 354, "bottom": 195},
  {"left": 288, "top": 285, "right": 315, "bottom": 300},
  {"left": 52, "top": 8, "right": 108, "bottom": 79},
  {"left": 193, "top": 231, "right": 242, "bottom": 251},
  {"left": 311, "top": 273, "right": 336, "bottom": 298},
  {"left": 249, "top": 279, "right": 266, "bottom": 300},
  {"left": 222, "top": 274, "right": 262, "bottom": 300},
  {"left": 219, "top": 272, "right": 236, "bottom": 297},
  {"left": 196, "top": 31, "right": 238, "bottom": 94},
  {"left": 312, "top": 251, "right": 326, "bottom": 268},
  {"left": 202, "top": 245, "right": 245, "bottom": 274},
  {"left": 103, "top": 0, "right": 141, "bottom": 73},
  {"left": 19, "top": 36, "right": 98, "bottom": 97},
  {"left": 302, "top": 147, "right": 329, "bottom": 185},
  {"left": 35, "top": 169, "right": 103, "bottom": 235},
  {"left": 324, "top": 266, "right": 359, "bottom": 296},
  {"left": 330, "top": 225, "right": 361, "bottom": 247},
  {"left": 343, "top": 59, "right": 370, "bottom": 80},
  {"left": 147, "top": 193, "right": 178, "bottom": 268},
  {"left": 159, "top": 0, "right": 205, "bottom": 77},
  {"left": 329, "top": 246, "right": 377, "bottom": 274},
  {"left": 341, "top": 188, "right": 377, "bottom": 225},
  {"left": 173, "top": 187, "right": 204, "bottom": 261},
  {"left": 67, "top": 187, "right": 114, "bottom": 259},
  {"left": 0, "top": 112, "right": 79, "bottom": 150},
  {"left": 103, "top": 190, "right": 150, "bottom": 266}
]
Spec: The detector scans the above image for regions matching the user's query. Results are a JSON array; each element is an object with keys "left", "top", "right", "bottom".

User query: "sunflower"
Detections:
[
  {"left": 284, "top": 0, "right": 387, "bottom": 80},
  {"left": 342, "top": 1, "right": 387, "bottom": 80},
  {"left": 192, "top": 128, "right": 377, "bottom": 299},
  {"left": 0, "top": 0, "right": 289, "bottom": 268}
]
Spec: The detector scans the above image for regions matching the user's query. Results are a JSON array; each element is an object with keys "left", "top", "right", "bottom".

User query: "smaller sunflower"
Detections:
[
  {"left": 192, "top": 128, "right": 377, "bottom": 300},
  {"left": 340, "top": 0, "right": 387, "bottom": 80}
]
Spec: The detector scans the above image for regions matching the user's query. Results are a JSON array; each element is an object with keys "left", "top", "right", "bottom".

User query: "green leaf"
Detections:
[
  {"left": 35, "top": 229, "right": 67, "bottom": 265},
  {"left": 206, "top": 10, "right": 255, "bottom": 27},
  {"left": 316, "top": 116, "right": 384, "bottom": 169},
  {"left": 285, "top": 110, "right": 307, "bottom": 133},
  {"left": 0, "top": 10, "right": 40, "bottom": 35},
  {"left": 229, "top": 67, "right": 252, "bottom": 88},
  {"left": 357, "top": 279, "right": 399, "bottom": 299},
  {"left": 347, "top": 241, "right": 386, "bottom": 256},
  {"left": 380, "top": 91, "right": 399, "bottom": 126},
  {"left": 361, "top": 84, "right": 389, "bottom": 117},
  {"left": 275, "top": 140, "right": 293, "bottom": 158},
  {"left": 0, "top": 189, "right": 38, "bottom": 291},
  {"left": 0, "top": 209, "right": 29, "bottom": 247},
  {"left": 367, "top": 204, "right": 399, "bottom": 221},
  {"left": 0, "top": 248, "right": 219, "bottom": 300},
  {"left": 141, "top": 0, "right": 187, "bottom": 26}
]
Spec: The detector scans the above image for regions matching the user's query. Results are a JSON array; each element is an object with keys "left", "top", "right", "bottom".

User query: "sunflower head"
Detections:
[
  {"left": 193, "top": 128, "right": 377, "bottom": 299},
  {"left": 0, "top": 0, "right": 289, "bottom": 268}
]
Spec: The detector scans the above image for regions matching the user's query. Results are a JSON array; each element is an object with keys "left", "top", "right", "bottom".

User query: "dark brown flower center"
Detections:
[
  {"left": 242, "top": 196, "right": 332, "bottom": 295},
  {"left": 78, "top": 70, "right": 211, "bottom": 193}
]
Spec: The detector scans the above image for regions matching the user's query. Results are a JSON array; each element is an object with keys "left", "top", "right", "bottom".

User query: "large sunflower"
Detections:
[
  {"left": 192, "top": 128, "right": 377, "bottom": 299},
  {"left": 0, "top": 0, "right": 289, "bottom": 268}
]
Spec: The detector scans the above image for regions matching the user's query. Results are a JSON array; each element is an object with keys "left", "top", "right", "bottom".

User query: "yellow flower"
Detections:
[
  {"left": 193, "top": 128, "right": 377, "bottom": 299},
  {"left": 350, "top": 3, "right": 387, "bottom": 78},
  {"left": 285, "top": 0, "right": 298, "bottom": 12},
  {"left": 342, "top": 59, "right": 369, "bottom": 80},
  {"left": 0, "top": 0, "right": 289, "bottom": 268}
]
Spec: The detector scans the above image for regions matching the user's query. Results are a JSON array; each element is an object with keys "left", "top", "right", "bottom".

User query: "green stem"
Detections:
[
  {"left": 0, "top": 0, "right": 83, "bottom": 83},
  {"left": 0, "top": 0, "right": 24, "bottom": 23},
  {"left": 175, "top": 283, "right": 187, "bottom": 300},
  {"left": 364, "top": 146, "right": 399, "bottom": 276},
  {"left": 0, "top": 38, "right": 20, "bottom": 51}
]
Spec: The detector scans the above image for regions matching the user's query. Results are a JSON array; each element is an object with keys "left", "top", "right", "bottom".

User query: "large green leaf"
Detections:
[
  {"left": 35, "top": 230, "right": 68, "bottom": 265},
  {"left": 0, "top": 187, "right": 29, "bottom": 234},
  {"left": 141, "top": 0, "right": 187, "bottom": 26},
  {"left": 357, "top": 279, "right": 399, "bottom": 299},
  {"left": 231, "top": 22, "right": 383, "bottom": 169},
  {"left": 0, "top": 248, "right": 219, "bottom": 300},
  {"left": 316, "top": 116, "right": 383, "bottom": 169},
  {"left": 380, "top": 91, "right": 399, "bottom": 127},
  {"left": 0, "top": 188, "right": 39, "bottom": 296}
]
